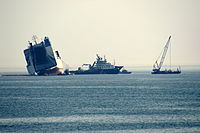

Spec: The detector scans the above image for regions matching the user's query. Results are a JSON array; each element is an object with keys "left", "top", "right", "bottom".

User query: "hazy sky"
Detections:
[{"left": 0, "top": 0, "right": 200, "bottom": 70}]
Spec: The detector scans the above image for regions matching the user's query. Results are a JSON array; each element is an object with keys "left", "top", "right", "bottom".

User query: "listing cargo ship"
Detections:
[
  {"left": 151, "top": 36, "right": 181, "bottom": 74},
  {"left": 70, "top": 54, "right": 123, "bottom": 74},
  {"left": 24, "top": 36, "right": 68, "bottom": 76}
]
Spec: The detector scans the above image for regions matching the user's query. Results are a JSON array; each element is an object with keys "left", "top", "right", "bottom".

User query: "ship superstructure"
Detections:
[
  {"left": 70, "top": 54, "right": 123, "bottom": 74},
  {"left": 24, "top": 36, "right": 67, "bottom": 75}
]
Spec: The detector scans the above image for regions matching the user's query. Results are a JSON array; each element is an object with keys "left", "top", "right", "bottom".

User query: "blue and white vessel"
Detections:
[{"left": 70, "top": 54, "right": 123, "bottom": 74}]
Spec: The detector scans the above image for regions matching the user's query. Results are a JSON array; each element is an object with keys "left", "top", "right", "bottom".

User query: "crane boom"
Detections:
[
  {"left": 158, "top": 36, "right": 171, "bottom": 70},
  {"left": 153, "top": 36, "right": 171, "bottom": 71},
  {"left": 152, "top": 36, "right": 181, "bottom": 74}
]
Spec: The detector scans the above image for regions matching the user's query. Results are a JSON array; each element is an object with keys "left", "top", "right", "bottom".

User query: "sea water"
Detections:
[{"left": 0, "top": 71, "right": 200, "bottom": 132}]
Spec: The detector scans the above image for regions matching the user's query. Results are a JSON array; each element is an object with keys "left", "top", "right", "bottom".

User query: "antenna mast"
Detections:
[{"left": 32, "top": 35, "right": 38, "bottom": 44}]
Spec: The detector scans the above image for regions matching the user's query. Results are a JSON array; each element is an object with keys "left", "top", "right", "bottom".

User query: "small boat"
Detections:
[
  {"left": 119, "top": 69, "right": 132, "bottom": 74},
  {"left": 151, "top": 36, "right": 181, "bottom": 74},
  {"left": 70, "top": 54, "right": 123, "bottom": 74}
]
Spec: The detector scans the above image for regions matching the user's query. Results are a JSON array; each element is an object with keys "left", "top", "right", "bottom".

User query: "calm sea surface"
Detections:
[{"left": 0, "top": 71, "right": 200, "bottom": 132}]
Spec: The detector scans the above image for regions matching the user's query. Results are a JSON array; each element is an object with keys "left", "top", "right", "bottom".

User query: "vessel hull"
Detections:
[
  {"left": 70, "top": 67, "right": 123, "bottom": 75},
  {"left": 119, "top": 72, "right": 132, "bottom": 74},
  {"left": 37, "top": 67, "right": 64, "bottom": 76},
  {"left": 151, "top": 70, "right": 181, "bottom": 74}
]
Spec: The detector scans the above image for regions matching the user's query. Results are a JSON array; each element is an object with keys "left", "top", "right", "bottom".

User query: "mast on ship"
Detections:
[
  {"left": 32, "top": 35, "right": 38, "bottom": 44},
  {"left": 153, "top": 36, "right": 171, "bottom": 72}
]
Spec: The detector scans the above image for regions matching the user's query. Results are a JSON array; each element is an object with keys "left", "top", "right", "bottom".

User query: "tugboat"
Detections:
[
  {"left": 151, "top": 36, "right": 181, "bottom": 74},
  {"left": 24, "top": 36, "right": 69, "bottom": 76},
  {"left": 70, "top": 54, "right": 123, "bottom": 74}
]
